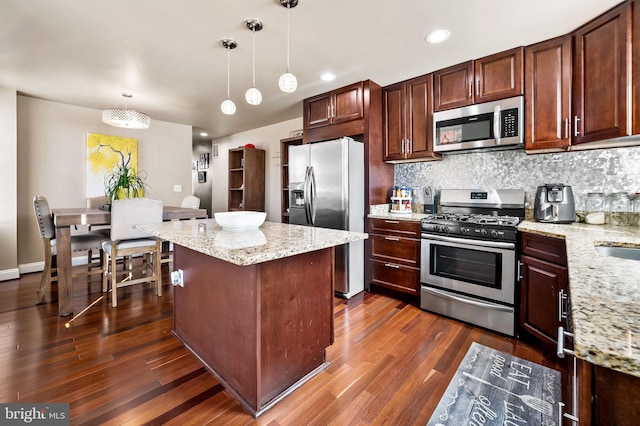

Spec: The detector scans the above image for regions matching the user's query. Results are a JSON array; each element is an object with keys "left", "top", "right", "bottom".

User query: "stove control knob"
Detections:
[
  {"left": 460, "top": 227, "right": 469, "bottom": 235},
  {"left": 434, "top": 225, "right": 440, "bottom": 232},
  {"left": 442, "top": 226, "right": 449, "bottom": 233},
  {"left": 480, "top": 229, "right": 488, "bottom": 236},
  {"left": 490, "top": 229, "right": 499, "bottom": 239}
]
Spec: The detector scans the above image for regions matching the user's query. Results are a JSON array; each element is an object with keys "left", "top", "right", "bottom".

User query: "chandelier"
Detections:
[{"left": 102, "top": 93, "right": 150, "bottom": 129}]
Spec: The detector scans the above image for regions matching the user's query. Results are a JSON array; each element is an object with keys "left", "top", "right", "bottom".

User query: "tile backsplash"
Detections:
[{"left": 395, "top": 146, "right": 640, "bottom": 211}]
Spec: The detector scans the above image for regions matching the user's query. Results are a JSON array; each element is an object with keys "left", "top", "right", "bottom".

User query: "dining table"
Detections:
[{"left": 51, "top": 205, "right": 208, "bottom": 316}]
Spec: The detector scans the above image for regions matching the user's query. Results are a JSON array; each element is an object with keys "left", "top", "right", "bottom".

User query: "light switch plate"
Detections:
[{"left": 173, "top": 184, "right": 182, "bottom": 193}]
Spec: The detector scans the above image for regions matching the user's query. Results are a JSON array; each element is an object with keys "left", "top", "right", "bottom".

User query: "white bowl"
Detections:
[{"left": 214, "top": 211, "right": 266, "bottom": 231}]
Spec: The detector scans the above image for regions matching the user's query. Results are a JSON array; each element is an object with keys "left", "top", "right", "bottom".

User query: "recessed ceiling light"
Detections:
[
  {"left": 320, "top": 72, "right": 336, "bottom": 82},
  {"left": 200, "top": 132, "right": 208, "bottom": 137},
  {"left": 425, "top": 29, "right": 451, "bottom": 44}
]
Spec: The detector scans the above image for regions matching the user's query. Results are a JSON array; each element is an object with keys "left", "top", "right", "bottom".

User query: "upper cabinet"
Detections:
[
  {"left": 434, "top": 47, "right": 524, "bottom": 112},
  {"left": 573, "top": 2, "right": 631, "bottom": 145},
  {"left": 304, "top": 82, "right": 364, "bottom": 133},
  {"left": 383, "top": 74, "right": 441, "bottom": 163},
  {"left": 524, "top": 35, "right": 572, "bottom": 151},
  {"left": 526, "top": 0, "right": 637, "bottom": 153}
]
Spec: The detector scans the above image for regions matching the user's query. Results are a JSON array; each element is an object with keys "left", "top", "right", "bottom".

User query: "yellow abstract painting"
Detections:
[{"left": 86, "top": 133, "right": 138, "bottom": 197}]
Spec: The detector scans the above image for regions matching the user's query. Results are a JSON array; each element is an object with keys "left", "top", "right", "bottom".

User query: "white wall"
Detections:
[
  {"left": 0, "top": 87, "right": 18, "bottom": 280},
  {"left": 210, "top": 117, "right": 303, "bottom": 222},
  {"left": 15, "top": 96, "right": 192, "bottom": 272}
]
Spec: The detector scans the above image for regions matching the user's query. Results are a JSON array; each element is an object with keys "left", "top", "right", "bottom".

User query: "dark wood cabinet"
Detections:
[
  {"left": 525, "top": 35, "right": 572, "bottom": 151},
  {"left": 304, "top": 81, "right": 363, "bottom": 131},
  {"left": 228, "top": 148, "right": 265, "bottom": 212},
  {"left": 518, "top": 232, "right": 568, "bottom": 357},
  {"left": 383, "top": 74, "right": 441, "bottom": 163},
  {"left": 592, "top": 365, "right": 640, "bottom": 425},
  {"left": 434, "top": 61, "right": 474, "bottom": 111},
  {"left": 279, "top": 136, "right": 303, "bottom": 223},
  {"left": 434, "top": 47, "right": 523, "bottom": 112},
  {"left": 475, "top": 46, "right": 524, "bottom": 104},
  {"left": 572, "top": 2, "right": 631, "bottom": 145},
  {"left": 368, "top": 218, "right": 420, "bottom": 296}
]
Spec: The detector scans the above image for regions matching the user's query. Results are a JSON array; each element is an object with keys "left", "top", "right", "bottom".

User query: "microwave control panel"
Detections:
[{"left": 500, "top": 108, "right": 518, "bottom": 137}]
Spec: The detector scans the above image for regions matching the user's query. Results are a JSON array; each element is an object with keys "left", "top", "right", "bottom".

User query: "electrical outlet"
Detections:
[
  {"left": 170, "top": 269, "right": 184, "bottom": 287},
  {"left": 173, "top": 184, "right": 182, "bottom": 193}
]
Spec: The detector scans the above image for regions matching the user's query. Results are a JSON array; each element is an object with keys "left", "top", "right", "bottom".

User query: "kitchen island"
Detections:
[
  {"left": 134, "top": 219, "right": 367, "bottom": 417},
  {"left": 518, "top": 221, "right": 640, "bottom": 376}
]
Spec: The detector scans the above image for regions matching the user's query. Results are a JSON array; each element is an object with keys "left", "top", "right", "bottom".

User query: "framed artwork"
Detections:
[
  {"left": 198, "top": 171, "right": 207, "bottom": 183},
  {"left": 86, "top": 133, "right": 138, "bottom": 197},
  {"left": 199, "top": 153, "right": 209, "bottom": 170}
]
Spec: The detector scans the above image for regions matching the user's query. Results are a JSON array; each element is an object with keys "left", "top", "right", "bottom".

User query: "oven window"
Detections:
[{"left": 430, "top": 244, "right": 502, "bottom": 289}]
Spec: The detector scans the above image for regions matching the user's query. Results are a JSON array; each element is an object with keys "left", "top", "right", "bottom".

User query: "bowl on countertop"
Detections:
[{"left": 213, "top": 211, "right": 266, "bottom": 231}]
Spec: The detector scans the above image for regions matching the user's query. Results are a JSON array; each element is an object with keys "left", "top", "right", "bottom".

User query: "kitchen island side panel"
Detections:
[
  {"left": 173, "top": 244, "right": 260, "bottom": 407},
  {"left": 172, "top": 244, "right": 335, "bottom": 414}
]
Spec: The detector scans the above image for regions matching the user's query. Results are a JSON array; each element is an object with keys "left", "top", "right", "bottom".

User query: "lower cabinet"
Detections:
[
  {"left": 368, "top": 218, "right": 420, "bottom": 296},
  {"left": 518, "top": 232, "right": 569, "bottom": 356},
  {"left": 520, "top": 231, "right": 640, "bottom": 425}
]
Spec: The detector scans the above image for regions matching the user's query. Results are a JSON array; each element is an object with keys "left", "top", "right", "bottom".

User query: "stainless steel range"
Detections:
[{"left": 420, "top": 189, "right": 525, "bottom": 336}]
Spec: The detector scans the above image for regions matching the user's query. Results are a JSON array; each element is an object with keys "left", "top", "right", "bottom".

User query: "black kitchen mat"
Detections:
[{"left": 428, "top": 342, "right": 561, "bottom": 426}]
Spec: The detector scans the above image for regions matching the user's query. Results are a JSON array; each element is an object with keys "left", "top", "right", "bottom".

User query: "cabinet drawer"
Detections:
[
  {"left": 371, "top": 235, "right": 419, "bottom": 266},
  {"left": 520, "top": 232, "right": 567, "bottom": 266},
  {"left": 369, "top": 218, "right": 420, "bottom": 238},
  {"left": 370, "top": 259, "right": 419, "bottom": 295}
]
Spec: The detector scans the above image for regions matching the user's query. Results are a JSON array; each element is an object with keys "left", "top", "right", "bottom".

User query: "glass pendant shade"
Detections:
[
  {"left": 245, "top": 87, "right": 262, "bottom": 105},
  {"left": 245, "top": 19, "right": 263, "bottom": 106},
  {"left": 220, "top": 39, "right": 237, "bottom": 115},
  {"left": 221, "top": 99, "right": 236, "bottom": 115},
  {"left": 102, "top": 94, "right": 150, "bottom": 129},
  {"left": 278, "top": 72, "right": 297, "bottom": 93}
]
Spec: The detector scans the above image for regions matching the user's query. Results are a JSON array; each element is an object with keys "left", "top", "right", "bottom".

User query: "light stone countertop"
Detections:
[
  {"left": 134, "top": 219, "right": 368, "bottom": 266},
  {"left": 518, "top": 221, "right": 640, "bottom": 377},
  {"left": 368, "top": 204, "right": 428, "bottom": 222}
]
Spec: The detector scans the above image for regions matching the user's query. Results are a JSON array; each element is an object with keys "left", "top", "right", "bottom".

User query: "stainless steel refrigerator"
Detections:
[{"left": 288, "top": 137, "right": 364, "bottom": 298}]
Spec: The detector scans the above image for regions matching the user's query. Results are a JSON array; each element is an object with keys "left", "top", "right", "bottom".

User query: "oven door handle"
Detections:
[
  {"left": 421, "top": 233, "right": 516, "bottom": 250},
  {"left": 422, "top": 286, "right": 514, "bottom": 312}
]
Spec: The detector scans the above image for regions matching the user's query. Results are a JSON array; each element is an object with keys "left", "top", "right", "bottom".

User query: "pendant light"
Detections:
[
  {"left": 220, "top": 39, "right": 237, "bottom": 115},
  {"left": 102, "top": 93, "right": 150, "bottom": 129},
  {"left": 278, "top": 0, "right": 298, "bottom": 93},
  {"left": 245, "top": 19, "right": 263, "bottom": 106}
]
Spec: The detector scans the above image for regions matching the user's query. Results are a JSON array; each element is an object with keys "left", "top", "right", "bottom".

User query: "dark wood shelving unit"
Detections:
[
  {"left": 227, "top": 147, "right": 265, "bottom": 212},
  {"left": 279, "top": 136, "right": 303, "bottom": 223}
]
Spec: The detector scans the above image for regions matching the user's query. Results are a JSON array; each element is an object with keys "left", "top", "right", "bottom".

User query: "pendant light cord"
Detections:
[
  {"left": 286, "top": 6, "right": 291, "bottom": 72},
  {"left": 227, "top": 47, "right": 231, "bottom": 98},
  {"left": 252, "top": 29, "right": 256, "bottom": 87}
]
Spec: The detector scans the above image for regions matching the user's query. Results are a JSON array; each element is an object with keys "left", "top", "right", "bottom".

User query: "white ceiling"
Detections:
[{"left": 0, "top": 0, "right": 622, "bottom": 142}]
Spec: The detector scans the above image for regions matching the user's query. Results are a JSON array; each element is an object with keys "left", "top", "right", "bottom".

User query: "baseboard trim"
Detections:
[{"left": 0, "top": 268, "right": 20, "bottom": 282}]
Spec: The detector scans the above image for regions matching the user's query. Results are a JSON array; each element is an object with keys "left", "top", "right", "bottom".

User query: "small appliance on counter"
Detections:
[{"left": 534, "top": 184, "right": 576, "bottom": 223}]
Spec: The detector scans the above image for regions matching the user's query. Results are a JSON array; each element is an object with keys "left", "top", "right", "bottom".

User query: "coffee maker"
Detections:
[{"left": 534, "top": 184, "right": 576, "bottom": 223}]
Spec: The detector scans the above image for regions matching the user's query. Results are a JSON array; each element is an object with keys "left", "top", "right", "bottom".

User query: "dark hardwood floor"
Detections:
[{"left": 0, "top": 263, "right": 564, "bottom": 425}]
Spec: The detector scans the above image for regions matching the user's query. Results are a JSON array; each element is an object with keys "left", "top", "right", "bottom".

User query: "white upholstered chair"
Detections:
[
  {"left": 101, "top": 198, "right": 163, "bottom": 307},
  {"left": 181, "top": 195, "right": 201, "bottom": 209},
  {"left": 32, "top": 195, "right": 107, "bottom": 304}
]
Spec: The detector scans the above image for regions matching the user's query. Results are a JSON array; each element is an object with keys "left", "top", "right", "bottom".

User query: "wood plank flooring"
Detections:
[{"left": 0, "top": 264, "right": 564, "bottom": 425}]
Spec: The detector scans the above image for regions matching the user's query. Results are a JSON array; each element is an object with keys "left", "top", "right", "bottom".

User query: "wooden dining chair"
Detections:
[
  {"left": 32, "top": 195, "right": 107, "bottom": 304},
  {"left": 101, "top": 198, "right": 163, "bottom": 307}
]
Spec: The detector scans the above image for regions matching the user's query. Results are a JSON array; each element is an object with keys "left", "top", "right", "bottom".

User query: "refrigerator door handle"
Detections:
[
  {"left": 303, "top": 166, "right": 312, "bottom": 224},
  {"left": 309, "top": 166, "right": 317, "bottom": 225}
]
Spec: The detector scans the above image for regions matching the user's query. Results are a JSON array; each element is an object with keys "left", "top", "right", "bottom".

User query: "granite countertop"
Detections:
[
  {"left": 134, "top": 219, "right": 368, "bottom": 266},
  {"left": 518, "top": 221, "right": 640, "bottom": 377},
  {"left": 367, "top": 204, "right": 428, "bottom": 222}
]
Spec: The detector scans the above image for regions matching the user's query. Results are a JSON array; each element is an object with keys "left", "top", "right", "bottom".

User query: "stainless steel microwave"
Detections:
[{"left": 433, "top": 95, "right": 524, "bottom": 153}]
